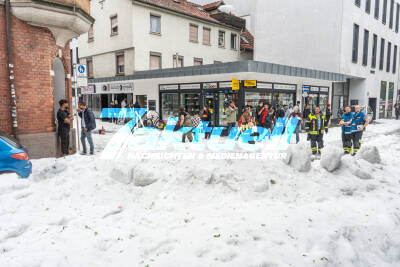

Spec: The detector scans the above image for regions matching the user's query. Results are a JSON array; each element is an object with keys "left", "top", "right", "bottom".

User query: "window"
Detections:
[
  {"left": 355, "top": 0, "right": 361, "bottom": 6},
  {"left": 218, "top": 30, "right": 225, "bottom": 47},
  {"left": 116, "top": 53, "right": 124, "bottom": 75},
  {"left": 110, "top": 15, "right": 118, "bottom": 35},
  {"left": 375, "top": 0, "right": 380, "bottom": 19},
  {"left": 396, "top": 3, "right": 399, "bottom": 32},
  {"left": 393, "top": 45, "right": 397, "bottom": 73},
  {"left": 230, "top": 33, "right": 237, "bottom": 50},
  {"left": 352, "top": 24, "right": 360, "bottom": 63},
  {"left": 194, "top": 58, "right": 203, "bottom": 66},
  {"left": 203, "top": 27, "right": 211, "bottom": 45},
  {"left": 366, "top": 0, "right": 371, "bottom": 13},
  {"left": 150, "top": 14, "right": 161, "bottom": 34},
  {"left": 372, "top": 34, "right": 378, "bottom": 68},
  {"left": 362, "top": 29, "right": 369, "bottom": 66},
  {"left": 88, "top": 25, "right": 94, "bottom": 42},
  {"left": 380, "top": 38, "right": 385, "bottom": 70},
  {"left": 386, "top": 42, "right": 392, "bottom": 72},
  {"left": 389, "top": 0, "right": 394, "bottom": 28},
  {"left": 150, "top": 52, "right": 161, "bottom": 70},
  {"left": 173, "top": 55, "right": 184, "bottom": 68},
  {"left": 189, "top": 24, "right": 198, "bottom": 43},
  {"left": 87, "top": 58, "right": 93, "bottom": 78},
  {"left": 383, "top": 0, "right": 387, "bottom": 24}
]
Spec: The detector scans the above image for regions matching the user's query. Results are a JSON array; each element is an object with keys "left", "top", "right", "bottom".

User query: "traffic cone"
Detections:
[{"left": 100, "top": 126, "right": 105, "bottom": 135}]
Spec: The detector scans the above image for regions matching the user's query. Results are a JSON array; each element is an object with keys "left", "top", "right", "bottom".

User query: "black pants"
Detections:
[
  {"left": 352, "top": 131, "right": 363, "bottom": 154},
  {"left": 310, "top": 134, "right": 323, "bottom": 154},
  {"left": 342, "top": 133, "right": 353, "bottom": 154},
  {"left": 58, "top": 127, "right": 70, "bottom": 155}
]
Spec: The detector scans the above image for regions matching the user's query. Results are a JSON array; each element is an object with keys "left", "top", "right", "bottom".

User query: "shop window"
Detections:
[
  {"left": 352, "top": 24, "right": 359, "bottom": 63},
  {"left": 161, "top": 93, "right": 179, "bottom": 119},
  {"left": 203, "top": 27, "right": 211, "bottom": 45},
  {"left": 181, "top": 93, "right": 201, "bottom": 115},
  {"left": 231, "top": 33, "right": 237, "bottom": 50},
  {"left": 110, "top": 15, "right": 118, "bottom": 35},
  {"left": 383, "top": 0, "right": 388, "bottom": 24},
  {"left": 386, "top": 42, "right": 391, "bottom": 72},
  {"left": 116, "top": 53, "right": 124, "bottom": 75},
  {"left": 379, "top": 38, "right": 385, "bottom": 70},
  {"left": 150, "top": 14, "right": 161, "bottom": 34},
  {"left": 87, "top": 58, "right": 93, "bottom": 78},
  {"left": 194, "top": 58, "right": 203, "bottom": 66},
  {"left": 371, "top": 34, "right": 377, "bottom": 68},
  {"left": 362, "top": 29, "right": 369, "bottom": 66},
  {"left": 218, "top": 30, "right": 225, "bottom": 47},
  {"left": 189, "top": 24, "right": 198, "bottom": 43},
  {"left": 173, "top": 55, "right": 184, "bottom": 68},
  {"left": 375, "top": 0, "right": 380, "bottom": 19},
  {"left": 88, "top": 25, "right": 94, "bottom": 42},
  {"left": 150, "top": 52, "right": 162, "bottom": 70}
]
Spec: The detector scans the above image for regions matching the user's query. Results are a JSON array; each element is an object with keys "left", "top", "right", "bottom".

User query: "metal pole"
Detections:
[
  {"left": 5, "top": 0, "right": 18, "bottom": 140},
  {"left": 73, "top": 64, "right": 80, "bottom": 152}
]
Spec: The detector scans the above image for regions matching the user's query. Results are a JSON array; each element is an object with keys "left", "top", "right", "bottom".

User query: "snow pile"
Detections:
[
  {"left": 285, "top": 142, "right": 311, "bottom": 172},
  {"left": 320, "top": 146, "right": 343, "bottom": 172},
  {"left": 132, "top": 165, "right": 158, "bottom": 187},
  {"left": 358, "top": 145, "right": 381, "bottom": 164}
]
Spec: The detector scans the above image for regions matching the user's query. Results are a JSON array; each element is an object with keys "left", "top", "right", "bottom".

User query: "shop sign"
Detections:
[
  {"left": 310, "top": 86, "right": 319, "bottom": 92},
  {"left": 320, "top": 87, "right": 329, "bottom": 92},
  {"left": 302, "top": 85, "right": 310, "bottom": 93},
  {"left": 203, "top": 83, "right": 217, "bottom": 89},
  {"left": 244, "top": 80, "right": 257, "bottom": 87},
  {"left": 110, "top": 83, "right": 133, "bottom": 91},
  {"left": 219, "top": 82, "right": 232, "bottom": 88},
  {"left": 232, "top": 78, "right": 240, "bottom": 90},
  {"left": 81, "top": 85, "right": 95, "bottom": 94},
  {"left": 160, "top": 84, "right": 179, "bottom": 91},
  {"left": 102, "top": 84, "right": 109, "bottom": 92},
  {"left": 274, "top": 84, "right": 296, "bottom": 90},
  {"left": 180, "top": 83, "right": 201, "bottom": 90},
  {"left": 257, "top": 82, "right": 273, "bottom": 89}
]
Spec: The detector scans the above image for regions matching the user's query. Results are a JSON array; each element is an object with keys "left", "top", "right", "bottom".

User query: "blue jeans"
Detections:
[
  {"left": 81, "top": 129, "right": 94, "bottom": 154},
  {"left": 295, "top": 125, "right": 300, "bottom": 144}
]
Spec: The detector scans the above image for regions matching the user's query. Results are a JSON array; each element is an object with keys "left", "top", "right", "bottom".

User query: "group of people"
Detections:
[{"left": 108, "top": 98, "right": 141, "bottom": 123}]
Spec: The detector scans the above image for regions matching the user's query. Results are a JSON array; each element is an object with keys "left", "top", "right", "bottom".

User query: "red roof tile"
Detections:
[
  {"left": 241, "top": 28, "right": 254, "bottom": 50},
  {"left": 135, "top": 0, "right": 220, "bottom": 24},
  {"left": 202, "top": 1, "right": 224, "bottom": 11}
]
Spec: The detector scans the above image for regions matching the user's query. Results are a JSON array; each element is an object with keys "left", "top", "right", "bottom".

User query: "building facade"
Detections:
[{"left": 0, "top": 0, "right": 93, "bottom": 158}]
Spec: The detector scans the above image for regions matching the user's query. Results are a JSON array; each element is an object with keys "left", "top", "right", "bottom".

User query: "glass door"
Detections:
[
  {"left": 161, "top": 93, "right": 179, "bottom": 120},
  {"left": 204, "top": 91, "right": 217, "bottom": 126},
  {"left": 319, "top": 94, "right": 329, "bottom": 115}
]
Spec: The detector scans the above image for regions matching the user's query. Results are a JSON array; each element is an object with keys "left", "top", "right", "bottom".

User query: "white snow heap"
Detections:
[
  {"left": 110, "top": 163, "right": 134, "bottom": 185},
  {"left": 132, "top": 166, "right": 158, "bottom": 187},
  {"left": 284, "top": 142, "right": 312, "bottom": 172},
  {"left": 320, "top": 146, "right": 343, "bottom": 172},
  {"left": 358, "top": 146, "right": 381, "bottom": 164}
]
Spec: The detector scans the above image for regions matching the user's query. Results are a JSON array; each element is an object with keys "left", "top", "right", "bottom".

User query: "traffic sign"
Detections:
[
  {"left": 244, "top": 80, "right": 257, "bottom": 87},
  {"left": 76, "top": 64, "right": 87, "bottom": 77},
  {"left": 232, "top": 78, "right": 240, "bottom": 90},
  {"left": 302, "top": 85, "right": 310, "bottom": 94}
]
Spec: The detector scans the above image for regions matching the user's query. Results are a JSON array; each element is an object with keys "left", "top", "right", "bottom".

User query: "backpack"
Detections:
[{"left": 183, "top": 112, "right": 193, "bottom": 127}]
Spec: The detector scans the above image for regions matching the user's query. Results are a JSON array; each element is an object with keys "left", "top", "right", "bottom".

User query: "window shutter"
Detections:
[
  {"left": 150, "top": 55, "right": 161, "bottom": 70},
  {"left": 190, "top": 25, "right": 198, "bottom": 42},
  {"left": 203, "top": 28, "right": 210, "bottom": 45},
  {"left": 117, "top": 55, "right": 124, "bottom": 66}
]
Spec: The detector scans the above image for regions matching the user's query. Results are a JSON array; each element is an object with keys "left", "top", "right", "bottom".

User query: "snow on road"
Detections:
[{"left": 1, "top": 120, "right": 400, "bottom": 267}]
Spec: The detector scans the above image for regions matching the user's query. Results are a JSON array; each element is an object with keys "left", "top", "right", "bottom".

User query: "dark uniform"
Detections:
[
  {"left": 351, "top": 111, "right": 368, "bottom": 155},
  {"left": 341, "top": 112, "right": 354, "bottom": 154},
  {"left": 57, "top": 109, "right": 70, "bottom": 155},
  {"left": 305, "top": 113, "right": 328, "bottom": 154}
]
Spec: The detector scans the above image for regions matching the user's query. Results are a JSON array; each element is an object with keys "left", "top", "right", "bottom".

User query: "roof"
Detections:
[
  {"left": 202, "top": 1, "right": 224, "bottom": 11},
  {"left": 134, "top": 0, "right": 221, "bottom": 24},
  {"left": 241, "top": 28, "right": 254, "bottom": 51}
]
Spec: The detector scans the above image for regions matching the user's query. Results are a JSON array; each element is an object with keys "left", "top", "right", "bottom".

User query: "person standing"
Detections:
[
  {"left": 121, "top": 98, "right": 127, "bottom": 108},
  {"left": 351, "top": 105, "right": 369, "bottom": 155},
  {"left": 240, "top": 106, "right": 252, "bottom": 131},
  {"left": 395, "top": 101, "right": 400, "bottom": 120},
  {"left": 258, "top": 103, "right": 269, "bottom": 126},
  {"left": 289, "top": 106, "right": 303, "bottom": 144},
  {"left": 325, "top": 104, "right": 332, "bottom": 130},
  {"left": 57, "top": 99, "right": 73, "bottom": 157},
  {"left": 179, "top": 107, "right": 193, "bottom": 143},
  {"left": 256, "top": 101, "right": 264, "bottom": 124},
  {"left": 225, "top": 101, "right": 238, "bottom": 136},
  {"left": 201, "top": 106, "right": 212, "bottom": 139},
  {"left": 77, "top": 102, "right": 96, "bottom": 155},
  {"left": 305, "top": 106, "right": 328, "bottom": 155},
  {"left": 339, "top": 106, "right": 354, "bottom": 155}
]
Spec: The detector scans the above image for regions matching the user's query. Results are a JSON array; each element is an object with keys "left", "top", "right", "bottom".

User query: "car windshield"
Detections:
[{"left": 0, "top": 130, "right": 23, "bottom": 149}]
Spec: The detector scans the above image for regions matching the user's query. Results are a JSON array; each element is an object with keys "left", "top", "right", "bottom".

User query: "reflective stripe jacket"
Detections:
[
  {"left": 341, "top": 112, "right": 354, "bottom": 134},
  {"left": 352, "top": 111, "right": 367, "bottom": 132},
  {"left": 305, "top": 113, "right": 328, "bottom": 135}
]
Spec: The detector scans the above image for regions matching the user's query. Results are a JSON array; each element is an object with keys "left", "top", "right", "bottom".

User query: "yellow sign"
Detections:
[
  {"left": 232, "top": 78, "right": 240, "bottom": 90},
  {"left": 244, "top": 80, "right": 257, "bottom": 87}
]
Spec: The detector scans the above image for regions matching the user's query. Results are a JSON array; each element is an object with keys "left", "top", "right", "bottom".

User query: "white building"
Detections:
[{"left": 213, "top": 0, "right": 400, "bottom": 119}]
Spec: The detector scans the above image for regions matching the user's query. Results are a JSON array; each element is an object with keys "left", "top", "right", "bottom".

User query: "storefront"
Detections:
[
  {"left": 302, "top": 85, "right": 330, "bottom": 113},
  {"left": 159, "top": 81, "right": 297, "bottom": 127}
]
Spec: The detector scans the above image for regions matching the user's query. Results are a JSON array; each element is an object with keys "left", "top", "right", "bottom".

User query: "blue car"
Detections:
[{"left": 0, "top": 130, "right": 32, "bottom": 178}]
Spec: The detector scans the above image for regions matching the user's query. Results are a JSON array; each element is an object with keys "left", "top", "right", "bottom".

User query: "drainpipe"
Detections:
[{"left": 5, "top": 0, "right": 18, "bottom": 140}]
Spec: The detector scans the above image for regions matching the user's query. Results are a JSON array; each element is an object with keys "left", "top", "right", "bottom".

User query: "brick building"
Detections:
[{"left": 0, "top": 0, "right": 93, "bottom": 158}]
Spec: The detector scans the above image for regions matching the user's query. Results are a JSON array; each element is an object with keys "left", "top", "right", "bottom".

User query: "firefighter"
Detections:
[
  {"left": 305, "top": 106, "right": 328, "bottom": 155},
  {"left": 339, "top": 106, "right": 354, "bottom": 154},
  {"left": 351, "top": 105, "right": 369, "bottom": 155}
]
